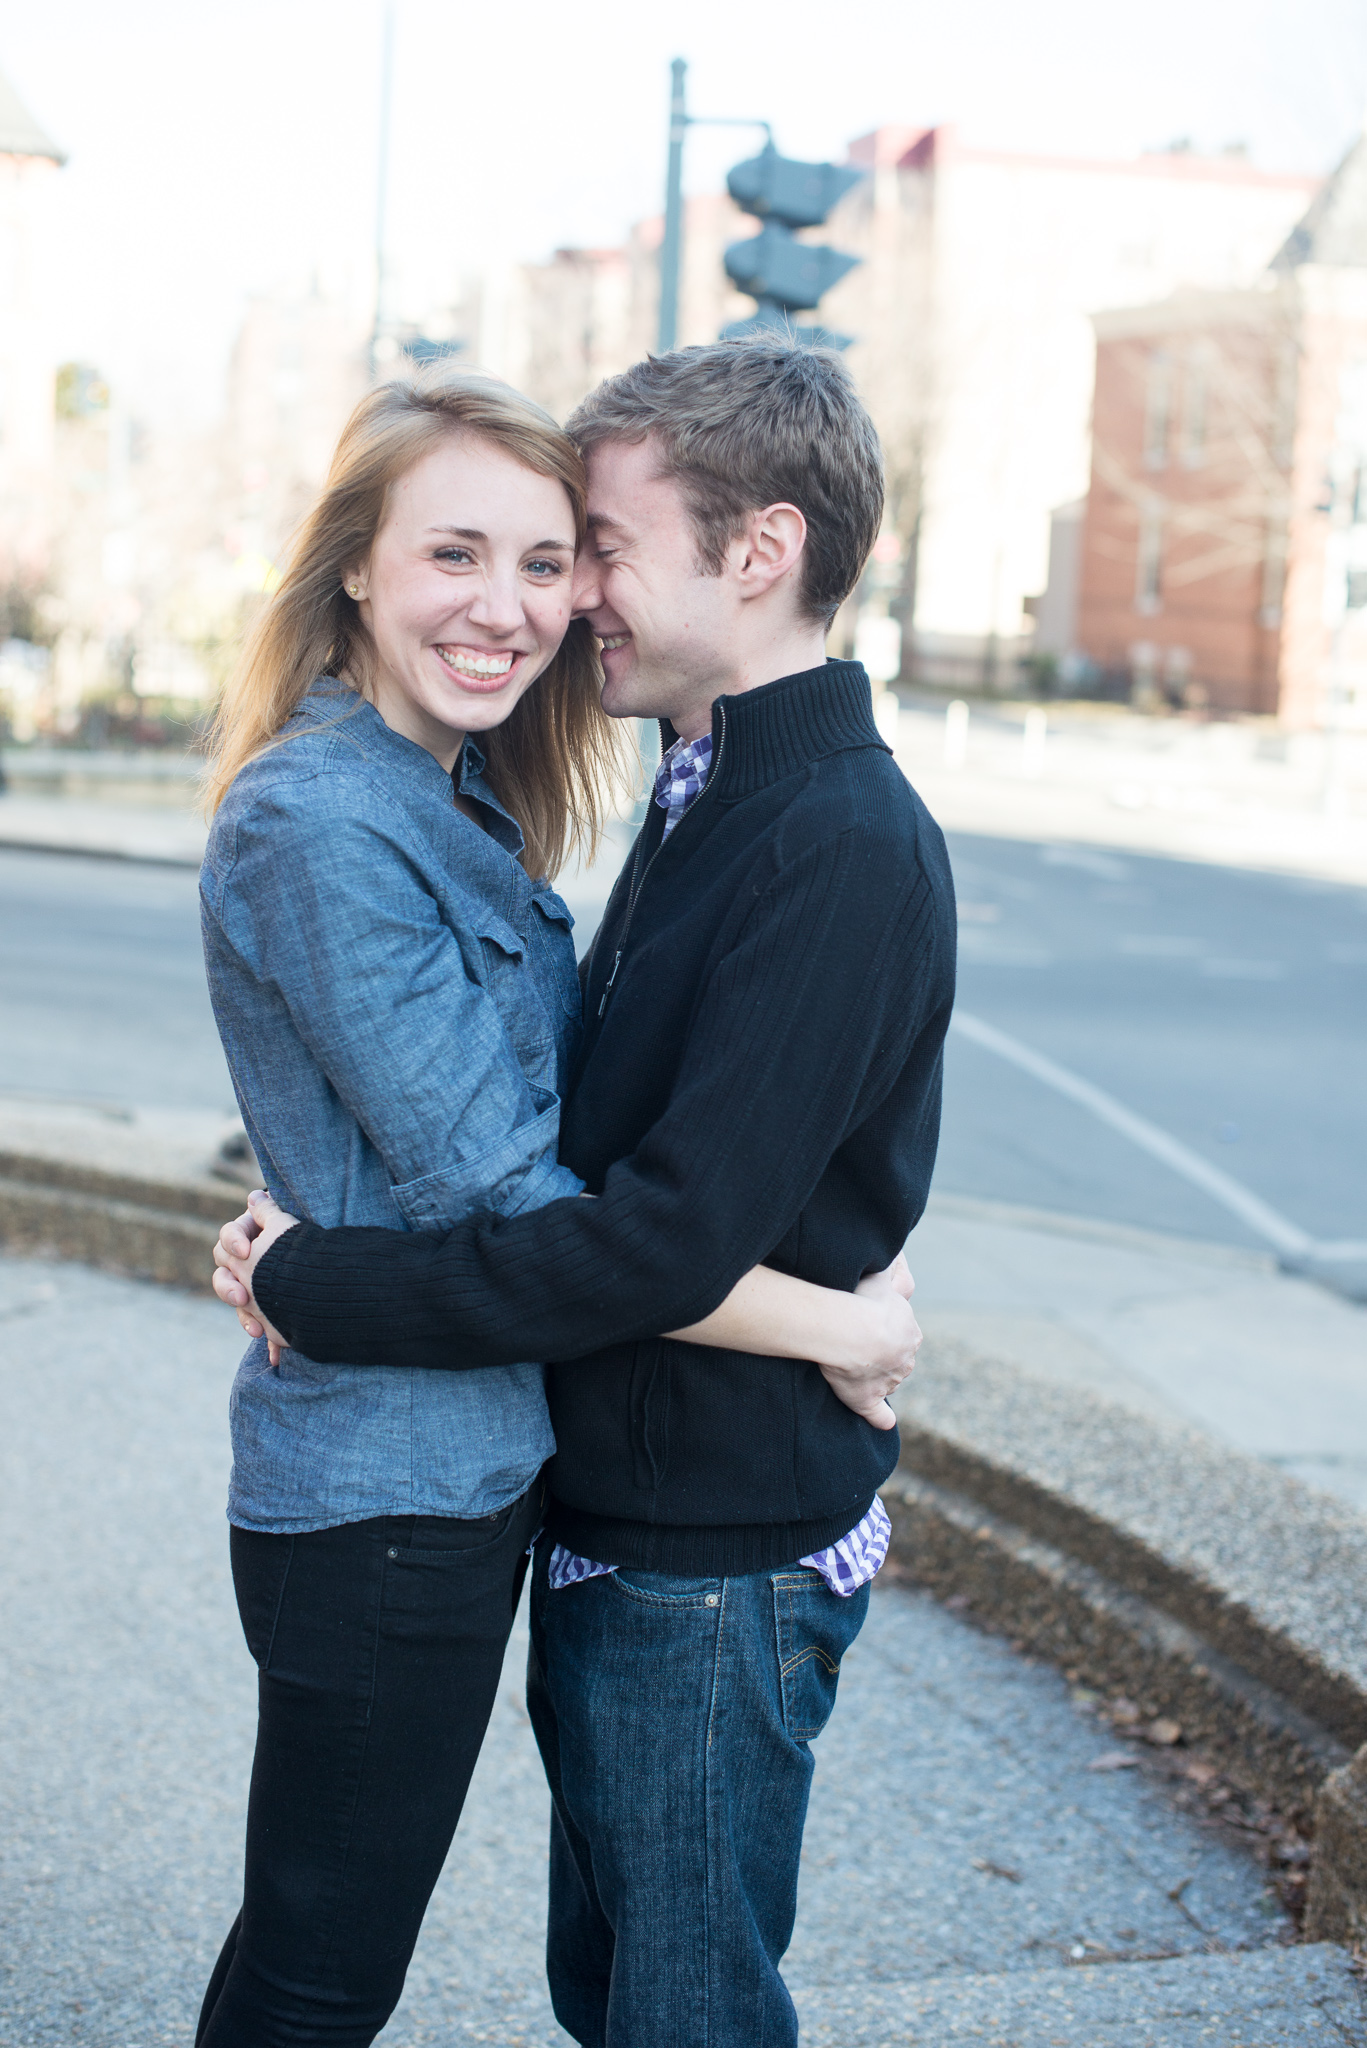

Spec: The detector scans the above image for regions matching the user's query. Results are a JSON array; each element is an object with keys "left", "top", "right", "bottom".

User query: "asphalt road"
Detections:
[
  {"left": 941, "top": 832, "right": 1367, "bottom": 1256},
  {"left": 1, "top": 835, "right": 1364, "bottom": 1257}
]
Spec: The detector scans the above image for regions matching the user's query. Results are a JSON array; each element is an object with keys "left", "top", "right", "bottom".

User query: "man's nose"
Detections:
[{"left": 571, "top": 553, "right": 605, "bottom": 618}]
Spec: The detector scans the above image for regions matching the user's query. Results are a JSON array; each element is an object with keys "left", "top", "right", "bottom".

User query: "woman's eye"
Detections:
[
  {"left": 525, "top": 558, "right": 565, "bottom": 578},
  {"left": 435, "top": 546, "right": 474, "bottom": 566}
]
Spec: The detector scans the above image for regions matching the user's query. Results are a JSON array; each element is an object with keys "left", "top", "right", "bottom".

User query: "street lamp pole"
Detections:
[
  {"left": 656, "top": 60, "right": 771, "bottom": 355},
  {"left": 370, "top": 0, "right": 397, "bottom": 381},
  {"left": 658, "top": 59, "right": 687, "bottom": 354}
]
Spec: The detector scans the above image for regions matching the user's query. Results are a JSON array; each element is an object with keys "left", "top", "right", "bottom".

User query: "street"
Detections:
[{"left": 3, "top": 832, "right": 1364, "bottom": 1261}]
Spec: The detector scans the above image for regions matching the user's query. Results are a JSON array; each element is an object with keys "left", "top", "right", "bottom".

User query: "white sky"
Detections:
[{"left": 6, "top": 0, "right": 1365, "bottom": 420}]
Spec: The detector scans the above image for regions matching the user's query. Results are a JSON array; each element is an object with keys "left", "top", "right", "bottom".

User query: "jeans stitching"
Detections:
[
  {"left": 314, "top": 1530, "right": 390, "bottom": 1984},
  {"left": 260, "top": 1535, "right": 295, "bottom": 1672},
  {"left": 700, "top": 1576, "right": 730, "bottom": 2048}
]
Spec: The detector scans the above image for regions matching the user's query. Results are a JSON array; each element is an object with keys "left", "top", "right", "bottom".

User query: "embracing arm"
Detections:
[
  {"left": 221, "top": 1195, "right": 920, "bottom": 1428},
  {"left": 244, "top": 828, "right": 939, "bottom": 1374}
]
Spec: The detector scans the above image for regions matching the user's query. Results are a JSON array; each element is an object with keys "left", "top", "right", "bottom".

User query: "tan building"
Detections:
[
  {"left": 489, "top": 127, "right": 1319, "bottom": 691},
  {"left": 0, "top": 68, "right": 64, "bottom": 609},
  {"left": 1074, "top": 136, "right": 1367, "bottom": 727},
  {"left": 822, "top": 127, "right": 1320, "bottom": 687}
]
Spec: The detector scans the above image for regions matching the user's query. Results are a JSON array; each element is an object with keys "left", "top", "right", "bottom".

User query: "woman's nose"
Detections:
[{"left": 466, "top": 572, "right": 525, "bottom": 635}]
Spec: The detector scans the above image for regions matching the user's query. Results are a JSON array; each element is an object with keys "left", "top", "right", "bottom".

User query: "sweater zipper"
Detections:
[{"left": 597, "top": 705, "right": 728, "bottom": 1021}]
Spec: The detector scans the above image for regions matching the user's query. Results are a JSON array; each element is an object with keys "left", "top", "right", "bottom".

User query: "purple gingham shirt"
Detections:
[{"left": 549, "top": 728, "right": 889, "bottom": 1599}]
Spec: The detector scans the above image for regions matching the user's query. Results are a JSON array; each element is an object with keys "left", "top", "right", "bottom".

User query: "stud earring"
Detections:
[{"left": 347, "top": 584, "right": 360, "bottom": 598}]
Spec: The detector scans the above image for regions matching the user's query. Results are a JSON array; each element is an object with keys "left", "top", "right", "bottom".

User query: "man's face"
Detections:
[{"left": 572, "top": 437, "right": 737, "bottom": 737}]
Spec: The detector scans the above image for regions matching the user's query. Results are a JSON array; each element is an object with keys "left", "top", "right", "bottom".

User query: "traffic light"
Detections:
[{"left": 723, "top": 145, "right": 865, "bottom": 348}]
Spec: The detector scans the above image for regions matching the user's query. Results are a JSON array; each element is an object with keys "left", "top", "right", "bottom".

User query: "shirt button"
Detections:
[
  {"left": 387, "top": 1547, "right": 399, "bottom": 1559},
  {"left": 704, "top": 1594, "right": 719, "bottom": 1607}
]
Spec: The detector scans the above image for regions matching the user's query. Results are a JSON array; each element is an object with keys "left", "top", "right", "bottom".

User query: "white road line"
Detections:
[{"left": 949, "top": 1009, "right": 1367, "bottom": 1263}]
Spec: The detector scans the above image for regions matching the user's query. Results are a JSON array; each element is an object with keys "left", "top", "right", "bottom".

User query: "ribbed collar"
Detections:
[{"left": 661, "top": 660, "right": 884, "bottom": 802}]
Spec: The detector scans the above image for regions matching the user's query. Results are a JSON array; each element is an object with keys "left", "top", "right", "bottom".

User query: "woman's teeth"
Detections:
[{"left": 438, "top": 647, "right": 515, "bottom": 680}]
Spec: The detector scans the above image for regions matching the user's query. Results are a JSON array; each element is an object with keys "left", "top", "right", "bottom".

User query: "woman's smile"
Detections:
[{"left": 434, "top": 643, "right": 523, "bottom": 689}]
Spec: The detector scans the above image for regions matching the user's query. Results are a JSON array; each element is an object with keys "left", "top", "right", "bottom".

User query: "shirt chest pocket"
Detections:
[
  {"left": 470, "top": 907, "right": 559, "bottom": 1077},
  {"left": 529, "top": 887, "right": 581, "bottom": 1019}
]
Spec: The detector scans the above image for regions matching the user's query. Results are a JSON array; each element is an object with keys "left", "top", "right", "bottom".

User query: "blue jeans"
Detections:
[{"left": 526, "top": 1541, "right": 870, "bottom": 2047}]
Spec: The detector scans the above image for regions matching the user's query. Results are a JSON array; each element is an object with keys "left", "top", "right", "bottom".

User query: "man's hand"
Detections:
[
  {"left": 818, "top": 1254, "right": 921, "bottom": 1432},
  {"left": 212, "top": 1190, "right": 300, "bottom": 1365}
]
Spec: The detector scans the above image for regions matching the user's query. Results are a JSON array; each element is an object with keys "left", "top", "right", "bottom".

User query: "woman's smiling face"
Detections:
[{"left": 348, "top": 433, "right": 578, "bottom": 770}]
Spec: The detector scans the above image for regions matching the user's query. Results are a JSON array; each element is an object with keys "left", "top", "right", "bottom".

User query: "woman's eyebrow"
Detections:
[{"left": 425, "top": 526, "right": 574, "bottom": 551}]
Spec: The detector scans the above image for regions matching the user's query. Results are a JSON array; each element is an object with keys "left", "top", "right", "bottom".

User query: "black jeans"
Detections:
[{"left": 196, "top": 1485, "right": 541, "bottom": 2047}]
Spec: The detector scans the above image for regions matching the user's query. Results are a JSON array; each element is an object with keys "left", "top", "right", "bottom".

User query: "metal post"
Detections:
[
  {"left": 658, "top": 58, "right": 687, "bottom": 353},
  {"left": 370, "top": 1, "right": 397, "bottom": 380}
]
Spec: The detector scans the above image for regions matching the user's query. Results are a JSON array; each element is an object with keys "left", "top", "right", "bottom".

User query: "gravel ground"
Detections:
[{"left": 1, "top": 1254, "right": 1361, "bottom": 2047}]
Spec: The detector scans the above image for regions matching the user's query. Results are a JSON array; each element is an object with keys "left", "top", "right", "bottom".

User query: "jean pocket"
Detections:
[
  {"left": 610, "top": 1569, "right": 723, "bottom": 1608},
  {"left": 772, "top": 1572, "right": 869, "bottom": 1742},
  {"left": 229, "top": 1526, "right": 295, "bottom": 1670}
]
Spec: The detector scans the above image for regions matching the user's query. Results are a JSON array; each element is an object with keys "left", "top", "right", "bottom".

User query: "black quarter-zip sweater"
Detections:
[{"left": 255, "top": 660, "right": 958, "bottom": 1575}]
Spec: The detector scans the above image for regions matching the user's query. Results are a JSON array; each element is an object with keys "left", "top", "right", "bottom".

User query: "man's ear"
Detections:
[{"left": 734, "top": 502, "right": 808, "bottom": 601}]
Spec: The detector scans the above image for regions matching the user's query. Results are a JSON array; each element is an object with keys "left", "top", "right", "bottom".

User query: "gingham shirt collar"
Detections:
[{"left": 653, "top": 732, "right": 713, "bottom": 839}]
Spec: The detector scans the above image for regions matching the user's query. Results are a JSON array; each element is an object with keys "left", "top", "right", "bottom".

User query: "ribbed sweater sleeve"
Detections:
[{"left": 255, "top": 828, "right": 938, "bottom": 1371}]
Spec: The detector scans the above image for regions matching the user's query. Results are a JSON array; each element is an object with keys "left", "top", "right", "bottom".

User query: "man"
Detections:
[{"left": 216, "top": 337, "right": 956, "bottom": 2046}]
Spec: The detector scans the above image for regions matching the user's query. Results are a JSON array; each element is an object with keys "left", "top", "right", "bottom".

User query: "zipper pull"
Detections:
[{"left": 597, "top": 949, "right": 623, "bottom": 1018}]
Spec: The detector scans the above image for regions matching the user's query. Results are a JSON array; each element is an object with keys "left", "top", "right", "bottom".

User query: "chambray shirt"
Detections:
[{"left": 200, "top": 677, "right": 584, "bottom": 1533}]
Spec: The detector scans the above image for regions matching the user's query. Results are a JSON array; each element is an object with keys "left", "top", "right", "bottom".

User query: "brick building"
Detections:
[{"left": 1073, "top": 135, "right": 1367, "bottom": 727}]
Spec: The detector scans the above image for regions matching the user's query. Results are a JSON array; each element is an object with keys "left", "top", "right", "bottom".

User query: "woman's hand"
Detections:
[
  {"left": 664, "top": 1251, "right": 922, "bottom": 1432},
  {"left": 812, "top": 1253, "right": 921, "bottom": 1432},
  {"left": 212, "top": 1190, "right": 300, "bottom": 1365}
]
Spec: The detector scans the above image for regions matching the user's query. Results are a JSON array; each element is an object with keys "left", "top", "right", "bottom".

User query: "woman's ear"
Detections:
[{"left": 342, "top": 565, "right": 369, "bottom": 602}]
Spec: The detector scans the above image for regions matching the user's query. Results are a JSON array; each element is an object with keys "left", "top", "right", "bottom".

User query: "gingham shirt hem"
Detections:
[{"left": 546, "top": 1495, "right": 891, "bottom": 1599}]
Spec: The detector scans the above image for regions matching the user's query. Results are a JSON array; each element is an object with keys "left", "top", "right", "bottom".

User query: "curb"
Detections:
[
  {"left": 0, "top": 1158, "right": 1364, "bottom": 1946},
  {"left": 0, "top": 1152, "right": 230, "bottom": 1292},
  {"left": 882, "top": 1467, "right": 1351, "bottom": 1814}
]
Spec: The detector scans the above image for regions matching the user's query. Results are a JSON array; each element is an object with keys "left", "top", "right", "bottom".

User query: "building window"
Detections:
[
  {"left": 1144, "top": 350, "right": 1172, "bottom": 470},
  {"left": 1136, "top": 504, "right": 1163, "bottom": 614},
  {"left": 1260, "top": 517, "right": 1287, "bottom": 628},
  {"left": 1181, "top": 347, "right": 1209, "bottom": 468}
]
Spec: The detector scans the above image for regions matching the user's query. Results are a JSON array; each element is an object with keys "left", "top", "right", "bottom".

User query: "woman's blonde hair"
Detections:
[{"left": 204, "top": 364, "right": 624, "bottom": 879}]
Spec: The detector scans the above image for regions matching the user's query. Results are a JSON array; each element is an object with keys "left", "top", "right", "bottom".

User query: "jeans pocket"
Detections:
[
  {"left": 771, "top": 1572, "right": 869, "bottom": 1742},
  {"left": 229, "top": 1526, "right": 295, "bottom": 1671}
]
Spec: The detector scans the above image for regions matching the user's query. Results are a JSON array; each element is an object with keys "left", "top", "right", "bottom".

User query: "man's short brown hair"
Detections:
[{"left": 566, "top": 338, "right": 884, "bottom": 627}]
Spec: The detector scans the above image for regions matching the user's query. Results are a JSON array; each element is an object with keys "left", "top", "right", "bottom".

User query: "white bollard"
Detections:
[
  {"left": 944, "top": 699, "right": 969, "bottom": 769},
  {"left": 1022, "top": 706, "right": 1047, "bottom": 777}
]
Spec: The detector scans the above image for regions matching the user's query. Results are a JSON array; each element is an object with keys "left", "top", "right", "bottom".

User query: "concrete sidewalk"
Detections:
[
  {"left": 2, "top": 1253, "right": 1360, "bottom": 2047},
  {"left": 5, "top": 706, "right": 1367, "bottom": 889},
  {"left": 890, "top": 700, "right": 1367, "bottom": 890},
  {"left": 908, "top": 1194, "right": 1367, "bottom": 1515}
]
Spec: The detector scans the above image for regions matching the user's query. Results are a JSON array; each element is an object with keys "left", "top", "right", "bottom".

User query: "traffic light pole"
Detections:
[
  {"left": 370, "top": 0, "right": 397, "bottom": 382},
  {"left": 656, "top": 60, "right": 771, "bottom": 354},
  {"left": 658, "top": 61, "right": 687, "bottom": 355}
]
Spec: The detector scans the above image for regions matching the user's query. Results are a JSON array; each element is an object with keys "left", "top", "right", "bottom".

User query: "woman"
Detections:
[{"left": 196, "top": 365, "right": 915, "bottom": 2047}]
